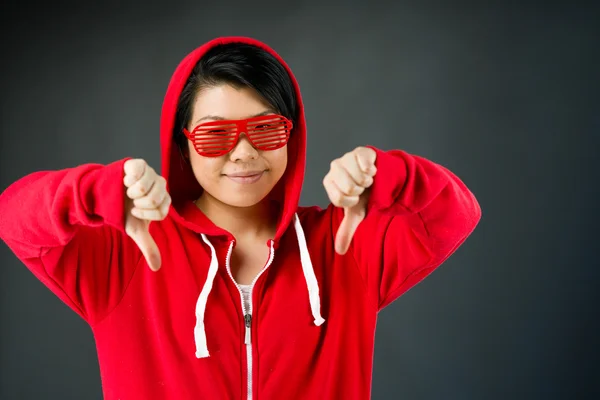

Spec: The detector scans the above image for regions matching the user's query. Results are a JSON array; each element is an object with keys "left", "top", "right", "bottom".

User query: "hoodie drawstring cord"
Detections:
[
  {"left": 293, "top": 213, "right": 326, "bottom": 326},
  {"left": 194, "top": 234, "right": 219, "bottom": 358},
  {"left": 193, "top": 213, "right": 324, "bottom": 359}
]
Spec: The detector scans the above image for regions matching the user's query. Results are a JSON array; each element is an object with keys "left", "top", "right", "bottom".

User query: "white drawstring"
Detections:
[
  {"left": 293, "top": 213, "right": 325, "bottom": 326},
  {"left": 193, "top": 214, "right": 324, "bottom": 358},
  {"left": 194, "top": 234, "right": 219, "bottom": 358}
]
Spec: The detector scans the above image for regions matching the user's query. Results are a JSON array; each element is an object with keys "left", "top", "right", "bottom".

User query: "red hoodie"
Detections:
[{"left": 0, "top": 37, "right": 481, "bottom": 399}]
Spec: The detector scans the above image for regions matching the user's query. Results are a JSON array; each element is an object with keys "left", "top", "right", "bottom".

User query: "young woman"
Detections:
[{"left": 0, "top": 37, "right": 481, "bottom": 399}]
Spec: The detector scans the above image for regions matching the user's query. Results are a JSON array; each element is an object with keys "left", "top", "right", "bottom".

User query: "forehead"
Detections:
[{"left": 192, "top": 84, "right": 273, "bottom": 122}]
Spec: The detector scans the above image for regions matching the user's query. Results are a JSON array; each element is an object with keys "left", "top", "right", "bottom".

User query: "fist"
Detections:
[
  {"left": 123, "top": 159, "right": 171, "bottom": 271},
  {"left": 323, "top": 146, "right": 377, "bottom": 255}
]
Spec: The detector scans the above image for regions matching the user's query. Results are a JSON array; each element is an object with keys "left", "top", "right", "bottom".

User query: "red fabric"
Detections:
[{"left": 0, "top": 36, "right": 481, "bottom": 399}]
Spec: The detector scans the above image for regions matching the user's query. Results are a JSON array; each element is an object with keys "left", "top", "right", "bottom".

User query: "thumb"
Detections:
[
  {"left": 335, "top": 206, "right": 365, "bottom": 255},
  {"left": 129, "top": 224, "right": 161, "bottom": 271}
]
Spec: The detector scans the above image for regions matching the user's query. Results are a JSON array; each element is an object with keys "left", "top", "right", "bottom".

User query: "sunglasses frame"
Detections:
[{"left": 182, "top": 114, "right": 293, "bottom": 157}]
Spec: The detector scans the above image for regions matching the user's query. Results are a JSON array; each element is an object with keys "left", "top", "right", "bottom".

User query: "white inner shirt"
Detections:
[{"left": 239, "top": 284, "right": 252, "bottom": 313}]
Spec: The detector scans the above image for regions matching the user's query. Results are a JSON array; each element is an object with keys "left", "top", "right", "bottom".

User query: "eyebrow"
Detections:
[{"left": 193, "top": 110, "right": 276, "bottom": 126}]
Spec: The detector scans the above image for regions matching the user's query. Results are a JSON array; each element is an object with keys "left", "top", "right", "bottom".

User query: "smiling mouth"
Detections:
[
  {"left": 226, "top": 171, "right": 264, "bottom": 177},
  {"left": 225, "top": 171, "right": 265, "bottom": 184}
]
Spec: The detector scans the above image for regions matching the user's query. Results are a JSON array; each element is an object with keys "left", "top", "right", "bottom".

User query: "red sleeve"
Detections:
[
  {"left": 0, "top": 159, "right": 142, "bottom": 324},
  {"left": 334, "top": 147, "right": 481, "bottom": 310}
]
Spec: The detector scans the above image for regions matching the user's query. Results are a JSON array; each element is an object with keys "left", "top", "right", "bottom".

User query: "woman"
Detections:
[{"left": 0, "top": 37, "right": 481, "bottom": 399}]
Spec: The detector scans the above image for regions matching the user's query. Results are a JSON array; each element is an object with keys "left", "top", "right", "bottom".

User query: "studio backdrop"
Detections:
[{"left": 1, "top": 2, "right": 598, "bottom": 399}]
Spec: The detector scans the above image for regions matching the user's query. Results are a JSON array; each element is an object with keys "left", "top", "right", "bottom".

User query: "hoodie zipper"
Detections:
[{"left": 225, "top": 239, "right": 276, "bottom": 400}]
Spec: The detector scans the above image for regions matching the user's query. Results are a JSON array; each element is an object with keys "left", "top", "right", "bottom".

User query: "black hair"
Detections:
[{"left": 174, "top": 43, "right": 298, "bottom": 155}]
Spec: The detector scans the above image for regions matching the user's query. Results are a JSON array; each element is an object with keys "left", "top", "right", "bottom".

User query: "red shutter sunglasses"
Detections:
[{"left": 183, "top": 114, "right": 293, "bottom": 157}]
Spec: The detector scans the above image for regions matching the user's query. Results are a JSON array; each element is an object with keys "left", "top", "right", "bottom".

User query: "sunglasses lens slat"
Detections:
[
  {"left": 250, "top": 134, "right": 287, "bottom": 144},
  {"left": 197, "top": 138, "right": 236, "bottom": 145}
]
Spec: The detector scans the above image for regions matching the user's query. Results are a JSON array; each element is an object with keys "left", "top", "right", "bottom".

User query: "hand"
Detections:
[
  {"left": 123, "top": 159, "right": 171, "bottom": 271},
  {"left": 323, "top": 146, "right": 377, "bottom": 255}
]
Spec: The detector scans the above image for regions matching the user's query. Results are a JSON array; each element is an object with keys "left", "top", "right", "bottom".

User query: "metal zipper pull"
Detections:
[{"left": 244, "top": 314, "right": 252, "bottom": 345}]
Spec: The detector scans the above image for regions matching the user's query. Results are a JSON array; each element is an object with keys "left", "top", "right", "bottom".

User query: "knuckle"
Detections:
[
  {"left": 332, "top": 190, "right": 344, "bottom": 204},
  {"left": 127, "top": 187, "right": 138, "bottom": 199},
  {"left": 138, "top": 182, "right": 148, "bottom": 195},
  {"left": 353, "top": 185, "right": 365, "bottom": 196},
  {"left": 132, "top": 159, "right": 145, "bottom": 172},
  {"left": 144, "top": 210, "right": 155, "bottom": 220},
  {"left": 149, "top": 194, "right": 161, "bottom": 208},
  {"left": 324, "top": 186, "right": 334, "bottom": 202},
  {"left": 340, "top": 181, "right": 353, "bottom": 194},
  {"left": 135, "top": 160, "right": 147, "bottom": 177},
  {"left": 160, "top": 207, "right": 169, "bottom": 219}
]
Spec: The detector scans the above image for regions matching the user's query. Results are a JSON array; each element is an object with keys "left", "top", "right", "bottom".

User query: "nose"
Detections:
[{"left": 229, "top": 132, "right": 258, "bottom": 162}]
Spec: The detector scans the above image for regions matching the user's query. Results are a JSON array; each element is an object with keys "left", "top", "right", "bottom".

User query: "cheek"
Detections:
[
  {"left": 269, "top": 147, "right": 288, "bottom": 175},
  {"left": 189, "top": 154, "right": 224, "bottom": 187},
  {"left": 264, "top": 150, "right": 288, "bottom": 183}
]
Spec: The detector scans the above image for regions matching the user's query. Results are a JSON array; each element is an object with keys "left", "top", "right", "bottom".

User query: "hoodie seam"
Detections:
[
  {"left": 376, "top": 211, "right": 435, "bottom": 309},
  {"left": 38, "top": 246, "right": 88, "bottom": 319},
  {"left": 377, "top": 263, "right": 436, "bottom": 310},
  {"left": 349, "top": 244, "right": 379, "bottom": 312},
  {"left": 90, "top": 253, "right": 144, "bottom": 328}
]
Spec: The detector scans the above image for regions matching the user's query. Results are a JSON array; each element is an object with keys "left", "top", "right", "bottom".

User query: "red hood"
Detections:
[{"left": 159, "top": 37, "right": 306, "bottom": 245}]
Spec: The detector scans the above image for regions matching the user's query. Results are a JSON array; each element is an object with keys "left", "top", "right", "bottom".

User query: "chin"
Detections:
[{"left": 219, "top": 190, "right": 270, "bottom": 209}]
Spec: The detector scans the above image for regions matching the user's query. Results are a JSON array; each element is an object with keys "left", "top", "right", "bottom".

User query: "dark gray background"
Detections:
[{"left": 1, "top": 1, "right": 599, "bottom": 399}]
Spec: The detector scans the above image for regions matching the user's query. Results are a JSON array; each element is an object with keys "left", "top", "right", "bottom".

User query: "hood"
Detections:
[
  {"left": 159, "top": 36, "right": 307, "bottom": 246},
  {"left": 157, "top": 37, "right": 324, "bottom": 359}
]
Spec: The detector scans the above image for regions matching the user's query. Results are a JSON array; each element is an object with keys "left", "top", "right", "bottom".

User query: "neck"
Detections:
[{"left": 195, "top": 193, "right": 278, "bottom": 241}]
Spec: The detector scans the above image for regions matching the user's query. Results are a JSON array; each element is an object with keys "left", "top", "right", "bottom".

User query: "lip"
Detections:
[
  {"left": 225, "top": 171, "right": 265, "bottom": 184},
  {"left": 227, "top": 170, "right": 265, "bottom": 177}
]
